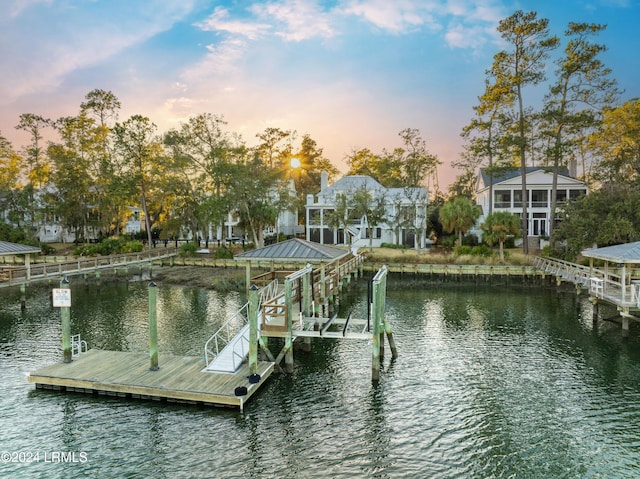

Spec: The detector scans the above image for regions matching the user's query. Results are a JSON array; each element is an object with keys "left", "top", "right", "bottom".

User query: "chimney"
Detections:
[{"left": 321, "top": 171, "right": 328, "bottom": 191}]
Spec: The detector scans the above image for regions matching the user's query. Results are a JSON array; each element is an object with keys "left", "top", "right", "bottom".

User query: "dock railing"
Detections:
[
  {"left": 0, "top": 248, "right": 178, "bottom": 287},
  {"left": 534, "top": 256, "right": 640, "bottom": 307},
  {"left": 203, "top": 279, "right": 279, "bottom": 368}
]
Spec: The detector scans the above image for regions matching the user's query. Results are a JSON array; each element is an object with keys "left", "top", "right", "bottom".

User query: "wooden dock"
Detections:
[
  {"left": 28, "top": 349, "right": 274, "bottom": 410},
  {"left": 0, "top": 248, "right": 178, "bottom": 289}
]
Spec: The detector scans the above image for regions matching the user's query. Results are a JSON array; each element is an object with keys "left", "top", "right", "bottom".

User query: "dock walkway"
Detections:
[{"left": 0, "top": 249, "right": 178, "bottom": 289}]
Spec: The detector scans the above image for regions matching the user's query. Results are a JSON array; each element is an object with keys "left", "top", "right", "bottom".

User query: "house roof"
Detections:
[
  {"left": 319, "top": 175, "right": 385, "bottom": 197},
  {"left": 582, "top": 242, "right": 640, "bottom": 264},
  {"left": 0, "top": 241, "right": 41, "bottom": 256},
  {"left": 235, "top": 238, "right": 350, "bottom": 262},
  {"left": 479, "top": 166, "right": 571, "bottom": 188}
]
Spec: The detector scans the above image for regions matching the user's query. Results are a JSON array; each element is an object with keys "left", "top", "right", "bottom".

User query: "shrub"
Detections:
[
  {"left": 380, "top": 242, "right": 408, "bottom": 250},
  {"left": 74, "top": 237, "right": 143, "bottom": 256},
  {"left": 179, "top": 242, "right": 199, "bottom": 257},
  {"left": 214, "top": 246, "right": 234, "bottom": 259}
]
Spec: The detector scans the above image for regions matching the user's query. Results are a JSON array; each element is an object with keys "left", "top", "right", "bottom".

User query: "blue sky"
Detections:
[{"left": 2, "top": 0, "right": 638, "bottom": 188}]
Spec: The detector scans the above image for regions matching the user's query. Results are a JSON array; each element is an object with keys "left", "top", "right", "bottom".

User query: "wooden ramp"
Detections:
[{"left": 28, "top": 349, "right": 274, "bottom": 410}]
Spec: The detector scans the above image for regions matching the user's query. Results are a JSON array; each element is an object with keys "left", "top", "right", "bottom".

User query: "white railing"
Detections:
[
  {"left": 535, "top": 256, "right": 640, "bottom": 307},
  {"left": 203, "top": 279, "right": 279, "bottom": 369}
]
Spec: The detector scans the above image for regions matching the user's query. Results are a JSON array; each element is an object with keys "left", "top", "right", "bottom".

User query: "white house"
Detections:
[
  {"left": 475, "top": 167, "right": 588, "bottom": 240},
  {"left": 305, "top": 172, "right": 429, "bottom": 249}
]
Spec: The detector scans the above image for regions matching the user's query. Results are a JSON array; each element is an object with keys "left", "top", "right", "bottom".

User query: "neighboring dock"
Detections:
[
  {"left": 28, "top": 349, "right": 274, "bottom": 410},
  {"left": 0, "top": 248, "right": 178, "bottom": 289}
]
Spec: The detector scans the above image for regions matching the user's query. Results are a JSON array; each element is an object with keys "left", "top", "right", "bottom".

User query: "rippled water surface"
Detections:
[{"left": 2, "top": 276, "right": 640, "bottom": 478}]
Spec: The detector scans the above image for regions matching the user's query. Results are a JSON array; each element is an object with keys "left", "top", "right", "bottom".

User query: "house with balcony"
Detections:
[
  {"left": 475, "top": 167, "right": 588, "bottom": 242},
  {"left": 305, "top": 172, "right": 429, "bottom": 249}
]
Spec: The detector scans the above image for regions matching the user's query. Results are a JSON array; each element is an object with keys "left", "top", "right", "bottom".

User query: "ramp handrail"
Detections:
[{"left": 203, "top": 279, "right": 278, "bottom": 368}]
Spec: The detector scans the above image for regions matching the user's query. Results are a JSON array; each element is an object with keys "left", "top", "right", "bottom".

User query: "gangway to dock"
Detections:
[{"left": 203, "top": 279, "right": 279, "bottom": 373}]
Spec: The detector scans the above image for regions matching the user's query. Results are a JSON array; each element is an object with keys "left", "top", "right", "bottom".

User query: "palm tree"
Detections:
[
  {"left": 482, "top": 211, "right": 521, "bottom": 261},
  {"left": 439, "top": 197, "right": 480, "bottom": 246}
]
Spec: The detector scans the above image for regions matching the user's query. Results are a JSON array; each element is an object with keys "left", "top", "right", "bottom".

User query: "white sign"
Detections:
[{"left": 52, "top": 288, "right": 71, "bottom": 308}]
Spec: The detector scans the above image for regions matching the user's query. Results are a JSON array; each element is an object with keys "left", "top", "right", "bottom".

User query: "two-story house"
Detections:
[
  {"left": 305, "top": 172, "right": 429, "bottom": 249},
  {"left": 475, "top": 167, "right": 588, "bottom": 241}
]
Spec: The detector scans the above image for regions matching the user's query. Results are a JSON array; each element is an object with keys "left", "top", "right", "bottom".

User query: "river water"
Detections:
[{"left": 1, "top": 275, "right": 640, "bottom": 479}]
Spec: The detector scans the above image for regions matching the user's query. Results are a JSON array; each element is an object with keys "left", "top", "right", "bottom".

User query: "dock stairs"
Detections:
[{"left": 203, "top": 280, "right": 279, "bottom": 373}]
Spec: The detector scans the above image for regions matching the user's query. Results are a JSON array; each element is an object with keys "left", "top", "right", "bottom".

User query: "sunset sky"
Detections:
[{"left": 2, "top": 0, "right": 639, "bottom": 188}]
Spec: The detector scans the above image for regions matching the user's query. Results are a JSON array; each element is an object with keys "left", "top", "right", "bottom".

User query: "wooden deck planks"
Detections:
[{"left": 28, "top": 349, "right": 274, "bottom": 409}]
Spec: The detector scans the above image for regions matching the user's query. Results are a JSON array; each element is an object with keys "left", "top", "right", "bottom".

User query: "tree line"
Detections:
[
  {"left": 1, "top": 9, "right": 639, "bottom": 261},
  {"left": 0, "top": 90, "right": 438, "bottom": 250}
]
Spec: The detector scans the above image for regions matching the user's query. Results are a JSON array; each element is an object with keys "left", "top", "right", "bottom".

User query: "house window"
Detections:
[
  {"left": 531, "top": 190, "right": 548, "bottom": 208},
  {"left": 308, "top": 209, "right": 321, "bottom": 226},
  {"left": 514, "top": 190, "right": 522, "bottom": 208},
  {"left": 494, "top": 190, "right": 511, "bottom": 208},
  {"left": 569, "top": 189, "right": 585, "bottom": 200},
  {"left": 556, "top": 190, "right": 567, "bottom": 203}
]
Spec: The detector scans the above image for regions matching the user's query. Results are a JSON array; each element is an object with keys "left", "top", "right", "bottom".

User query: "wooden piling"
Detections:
[
  {"left": 148, "top": 282, "right": 159, "bottom": 371},
  {"left": 20, "top": 283, "right": 26, "bottom": 310},
  {"left": 60, "top": 278, "right": 72, "bottom": 363}
]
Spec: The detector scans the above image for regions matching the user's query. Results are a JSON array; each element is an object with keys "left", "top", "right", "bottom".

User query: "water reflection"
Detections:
[{"left": 2, "top": 278, "right": 640, "bottom": 478}]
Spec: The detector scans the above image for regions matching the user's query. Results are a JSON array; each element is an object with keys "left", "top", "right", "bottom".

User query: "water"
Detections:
[{"left": 2, "top": 277, "right": 640, "bottom": 478}]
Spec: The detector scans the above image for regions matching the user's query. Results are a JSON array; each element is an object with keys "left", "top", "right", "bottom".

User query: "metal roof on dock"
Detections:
[
  {"left": 582, "top": 241, "right": 640, "bottom": 264},
  {"left": 235, "top": 238, "right": 350, "bottom": 262},
  {"left": 0, "top": 241, "right": 41, "bottom": 256}
]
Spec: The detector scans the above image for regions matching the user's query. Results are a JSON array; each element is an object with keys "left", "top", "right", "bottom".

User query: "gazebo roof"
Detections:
[
  {"left": 235, "top": 238, "right": 350, "bottom": 262},
  {"left": 582, "top": 242, "right": 640, "bottom": 264},
  {"left": 0, "top": 241, "right": 41, "bottom": 256}
]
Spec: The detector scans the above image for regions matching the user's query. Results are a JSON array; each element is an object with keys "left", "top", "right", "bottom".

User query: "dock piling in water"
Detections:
[
  {"left": 148, "top": 281, "right": 159, "bottom": 371},
  {"left": 60, "top": 278, "right": 72, "bottom": 363}
]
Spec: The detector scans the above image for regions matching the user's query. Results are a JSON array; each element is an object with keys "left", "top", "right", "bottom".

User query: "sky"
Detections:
[{"left": 2, "top": 0, "right": 639, "bottom": 189}]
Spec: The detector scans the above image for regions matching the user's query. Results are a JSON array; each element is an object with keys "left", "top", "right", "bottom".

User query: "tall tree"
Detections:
[
  {"left": 228, "top": 148, "right": 281, "bottom": 249},
  {"left": 164, "top": 113, "right": 236, "bottom": 242},
  {"left": 79, "top": 89, "right": 122, "bottom": 236},
  {"left": 112, "top": 115, "right": 166, "bottom": 248},
  {"left": 291, "top": 134, "right": 338, "bottom": 202},
  {"left": 554, "top": 186, "right": 640, "bottom": 260},
  {"left": 346, "top": 147, "right": 403, "bottom": 187},
  {"left": 541, "top": 22, "right": 619, "bottom": 247},
  {"left": 398, "top": 128, "right": 440, "bottom": 188},
  {"left": 0, "top": 133, "right": 26, "bottom": 229},
  {"left": 491, "top": 10, "right": 559, "bottom": 254},
  {"left": 48, "top": 112, "right": 100, "bottom": 242},
  {"left": 459, "top": 78, "right": 515, "bottom": 212},
  {"left": 589, "top": 99, "right": 640, "bottom": 188},
  {"left": 255, "top": 127, "right": 294, "bottom": 170},
  {"left": 15, "top": 113, "right": 52, "bottom": 236}
]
